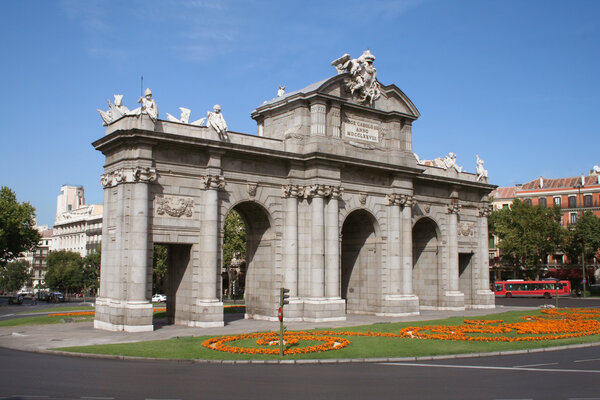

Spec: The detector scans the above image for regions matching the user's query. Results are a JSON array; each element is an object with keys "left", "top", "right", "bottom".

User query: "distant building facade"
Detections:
[
  {"left": 490, "top": 167, "right": 600, "bottom": 280},
  {"left": 51, "top": 185, "right": 103, "bottom": 257}
]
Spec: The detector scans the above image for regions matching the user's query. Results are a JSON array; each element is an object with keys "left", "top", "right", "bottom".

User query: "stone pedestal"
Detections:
[
  {"left": 378, "top": 295, "right": 420, "bottom": 316},
  {"left": 93, "top": 297, "right": 154, "bottom": 332},
  {"left": 187, "top": 300, "right": 224, "bottom": 327},
  {"left": 303, "top": 298, "right": 346, "bottom": 322}
]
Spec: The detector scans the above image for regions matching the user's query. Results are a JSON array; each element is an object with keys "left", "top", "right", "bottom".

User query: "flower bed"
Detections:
[{"left": 202, "top": 308, "right": 600, "bottom": 355}]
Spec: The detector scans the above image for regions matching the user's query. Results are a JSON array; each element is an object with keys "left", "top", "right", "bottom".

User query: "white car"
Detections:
[{"left": 152, "top": 294, "right": 167, "bottom": 303}]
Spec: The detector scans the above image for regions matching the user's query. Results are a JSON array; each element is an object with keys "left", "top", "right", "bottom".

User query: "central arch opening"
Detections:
[
  {"left": 412, "top": 218, "right": 440, "bottom": 307},
  {"left": 223, "top": 202, "right": 275, "bottom": 319},
  {"left": 341, "top": 209, "right": 380, "bottom": 314}
]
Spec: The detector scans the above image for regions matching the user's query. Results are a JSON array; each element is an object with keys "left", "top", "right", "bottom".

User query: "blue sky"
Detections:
[{"left": 1, "top": 0, "right": 598, "bottom": 227}]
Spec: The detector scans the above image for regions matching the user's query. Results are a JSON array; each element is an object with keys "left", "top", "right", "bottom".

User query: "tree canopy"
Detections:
[
  {"left": 564, "top": 210, "right": 600, "bottom": 265},
  {"left": 0, "top": 259, "right": 30, "bottom": 292},
  {"left": 44, "top": 250, "right": 84, "bottom": 293},
  {"left": 82, "top": 247, "right": 101, "bottom": 294},
  {"left": 223, "top": 210, "right": 246, "bottom": 268},
  {"left": 0, "top": 186, "right": 40, "bottom": 266},
  {"left": 489, "top": 199, "right": 565, "bottom": 279}
]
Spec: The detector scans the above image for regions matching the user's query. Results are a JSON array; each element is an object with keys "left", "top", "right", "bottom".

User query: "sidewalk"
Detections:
[{"left": 0, "top": 306, "right": 528, "bottom": 352}]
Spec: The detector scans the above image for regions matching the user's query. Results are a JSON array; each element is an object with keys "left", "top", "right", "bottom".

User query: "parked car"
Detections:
[
  {"left": 8, "top": 294, "right": 24, "bottom": 305},
  {"left": 152, "top": 294, "right": 167, "bottom": 303},
  {"left": 47, "top": 292, "right": 65, "bottom": 303}
]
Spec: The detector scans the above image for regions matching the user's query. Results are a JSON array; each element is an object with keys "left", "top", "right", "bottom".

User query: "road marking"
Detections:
[
  {"left": 381, "top": 362, "right": 600, "bottom": 374},
  {"left": 513, "top": 362, "right": 558, "bottom": 368},
  {"left": 574, "top": 358, "right": 600, "bottom": 363},
  {"left": 81, "top": 397, "right": 115, "bottom": 399}
]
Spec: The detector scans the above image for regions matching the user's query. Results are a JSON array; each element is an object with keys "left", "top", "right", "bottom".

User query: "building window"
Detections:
[
  {"left": 489, "top": 236, "right": 495, "bottom": 248},
  {"left": 569, "top": 212, "right": 578, "bottom": 224},
  {"left": 553, "top": 254, "right": 563, "bottom": 264},
  {"left": 553, "top": 197, "right": 561, "bottom": 206},
  {"left": 538, "top": 197, "right": 547, "bottom": 207},
  {"left": 584, "top": 194, "right": 592, "bottom": 207},
  {"left": 524, "top": 198, "right": 532, "bottom": 205},
  {"left": 568, "top": 196, "right": 576, "bottom": 208},
  {"left": 502, "top": 204, "right": 509, "bottom": 210}
]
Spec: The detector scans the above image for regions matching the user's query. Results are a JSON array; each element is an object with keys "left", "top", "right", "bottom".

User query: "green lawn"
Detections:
[
  {"left": 17, "top": 306, "right": 95, "bottom": 315},
  {"left": 0, "top": 314, "right": 95, "bottom": 326},
  {"left": 56, "top": 310, "right": 600, "bottom": 360}
]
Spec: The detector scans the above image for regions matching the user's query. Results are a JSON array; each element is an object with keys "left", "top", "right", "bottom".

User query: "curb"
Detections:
[{"left": 17, "top": 340, "right": 600, "bottom": 365}]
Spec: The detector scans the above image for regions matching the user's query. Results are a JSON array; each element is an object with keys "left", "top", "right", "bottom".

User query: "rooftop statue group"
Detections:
[
  {"left": 415, "top": 152, "right": 489, "bottom": 182},
  {"left": 331, "top": 49, "right": 383, "bottom": 105},
  {"left": 97, "top": 88, "right": 228, "bottom": 139}
]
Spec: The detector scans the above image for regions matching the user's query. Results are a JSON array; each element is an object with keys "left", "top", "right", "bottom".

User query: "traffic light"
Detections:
[{"left": 280, "top": 287, "right": 290, "bottom": 307}]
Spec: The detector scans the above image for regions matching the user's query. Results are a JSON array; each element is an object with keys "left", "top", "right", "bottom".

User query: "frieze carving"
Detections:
[
  {"left": 200, "top": 175, "right": 225, "bottom": 190},
  {"left": 155, "top": 195, "right": 194, "bottom": 218},
  {"left": 101, "top": 167, "right": 157, "bottom": 188},
  {"left": 458, "top": 221, "right": 475, "bottom": 237},
  {"left": 282, "top": 184, "right": 344, "bottom": 200}
]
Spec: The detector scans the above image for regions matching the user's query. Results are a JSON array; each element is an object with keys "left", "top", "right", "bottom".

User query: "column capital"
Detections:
[
  {"left": 447, "top": 202, "right": 461, "bottom": 214},
  {"left": 282, "top": 184, "right": 303, "bottom": 198},
  {"left": 478, "top": 206, "right": 492, "bottom": 217},
  {"left": 201, "top": 175, "right": 225, "bottom": 190},
  {"left": 101, "top": 167, "right": 157, "bottom": 188},
  {"left": 387, "top": 193, "right": 414, "bottom": 208}
]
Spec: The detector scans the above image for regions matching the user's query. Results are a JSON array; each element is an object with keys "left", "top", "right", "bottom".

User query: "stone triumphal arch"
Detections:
[{"left": 93, "top": 51, "right": 495, "bottom": 332}]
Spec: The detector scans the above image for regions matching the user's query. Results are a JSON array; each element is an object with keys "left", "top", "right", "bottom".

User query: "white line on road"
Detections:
[
  {"left": 574, "top": 358, "right": 600, "bottom": 363},
  {"left": 381, "top": 362, "right": 600, "bottom": 374},
  {"left": 513, "top": 362, "right": 558, "bottom": 368}
]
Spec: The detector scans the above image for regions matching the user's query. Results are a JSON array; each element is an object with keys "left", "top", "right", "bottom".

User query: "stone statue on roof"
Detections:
[
  {"left": 277, "top": 85, "right": 286, "bottom": 97},
  {"left": 331, "top": 49, "right": 382, "bottom": 105},
  {"left": 206, "top": 104, "right": 228, "bottom": 140},
  {"left": 476, "top": 154, "right": 488, "bottom": 182},
  {"left": 97, "top": 94, "right": 130, "bottom": 126}
]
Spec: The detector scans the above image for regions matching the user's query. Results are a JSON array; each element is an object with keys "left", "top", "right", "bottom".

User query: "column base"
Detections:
[
  {"left": 376, "top": 295, "right": 420, "bottom": 316},
  {"left": 94, "top": 297, "right": 154, "bottom": 332},
  {"left": 302, "top": 298, "right": 346, "bottom": 322},
  {"left": 466, "top": 289, "right": 495, "bottom": 309},
  {"left": 188, "top": 300, "right": 224, "bottom": 327},
  {"left": 439, "top": 291, "right": 465, "bottom": 310}
]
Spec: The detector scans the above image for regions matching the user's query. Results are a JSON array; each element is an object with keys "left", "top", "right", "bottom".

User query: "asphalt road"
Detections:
[{"left": 1, "top": 346, "right": 600, "bottom": 400}]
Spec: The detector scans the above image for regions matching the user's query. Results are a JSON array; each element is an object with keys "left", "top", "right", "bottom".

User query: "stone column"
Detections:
[
  {"left": 310, "top": 186, "right": 325, "bottom": 298},
  {"left": 380, "top": 194, "right": 419, "bottom": 316},
  {"left": 447, "top": 203, "right": 460, "bottom": 292},
  {"left": 127, "top": 172, "right": 152, "bottom": 302},
  {"left": 94, "top": 166, "right": 156, "bottom": 332},
  {"left": 386, "top": 194, "right": 402, "bottom": 295},
  {"left": 310, "top": 102, "right": 327, "bottom": 136},
  {"left": 282, "top": 185, "right": 299, "bottom": 297},
  {"left": 400, "top": 196, "right": 414, "bottom": 295},
  {"left": 474, "top": 206, "right": 495, "bottom": 308},
  {"left": 325, "top": 187, "right": 342, "bottom": 298},
  {"left": 194, "top": 175, "right": 225, "bottom": 327}
]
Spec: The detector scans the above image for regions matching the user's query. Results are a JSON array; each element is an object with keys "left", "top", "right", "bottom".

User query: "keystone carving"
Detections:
[{"left": 247, "top": 183, "right": 258, "bottom": 198}]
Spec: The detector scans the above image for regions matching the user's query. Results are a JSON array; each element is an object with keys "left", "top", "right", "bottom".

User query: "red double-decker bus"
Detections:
[{"left": 493, "top": 280, "right": 571, "bottom": 298}]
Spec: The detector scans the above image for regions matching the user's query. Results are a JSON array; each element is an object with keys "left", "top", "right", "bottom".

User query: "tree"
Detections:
[
  {"left": 152, "top": 244, "right": 168, "bottom": 294},
  {"left": 45, "top": 250, "right": 84, "bottom": 293},
  {"left": 0, "top": 187, "right": 40, "bottom": 267},
  {"left": 489, "top": 199, "right": 565, "bottom": 279},
  {"left": 564, "top": 210, "right": 600, "bottom": 265},
  {"left": 222, "top": 210, "right": 246, "bottom": 299},
  {"left": 223, "top": 210, "right": 246, "bottom": 268},
  {"left": 82, "top": 247, "right": 101, "bottom": 295},
  {"left": 0, "top": 259, "right": 30, "bottom": 292}
]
